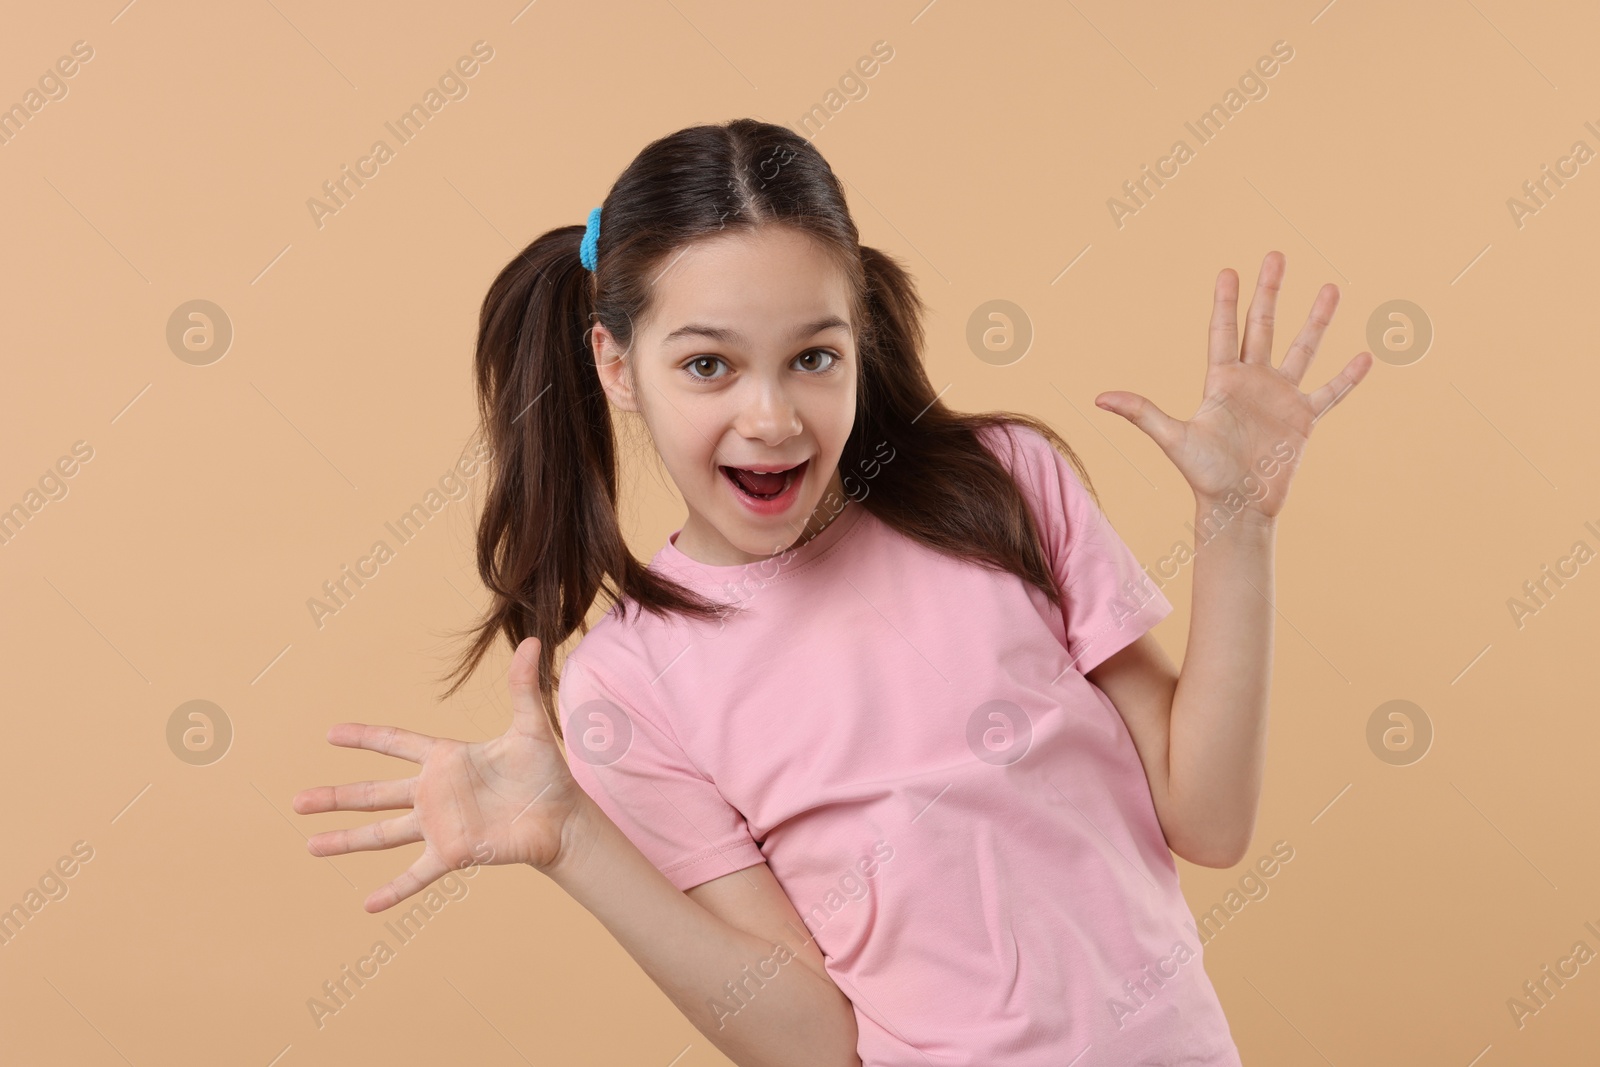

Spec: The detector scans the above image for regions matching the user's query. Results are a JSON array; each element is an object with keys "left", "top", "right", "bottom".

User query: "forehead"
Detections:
[{"left": 642, "top": 226, "right": 853, "bottom": 344}]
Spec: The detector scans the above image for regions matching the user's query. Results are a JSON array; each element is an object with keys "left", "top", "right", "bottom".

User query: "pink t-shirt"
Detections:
[{"left": 560, "top": 422, "right": 1242, "bottom": 1066}]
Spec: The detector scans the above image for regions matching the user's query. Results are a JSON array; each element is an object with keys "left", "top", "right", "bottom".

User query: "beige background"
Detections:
[{"left": 2, "top": 0, "right": 1596, "bottom": 1063}]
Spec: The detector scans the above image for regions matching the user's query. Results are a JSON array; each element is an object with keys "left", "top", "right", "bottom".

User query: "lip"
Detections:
[{"left": 721, "top": 459, "right": 808, "bottom": 517}]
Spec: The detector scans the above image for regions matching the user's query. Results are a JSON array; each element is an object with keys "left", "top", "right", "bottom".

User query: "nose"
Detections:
[{"left": 733, "top": 375, "right": 803, "bottom": 447}]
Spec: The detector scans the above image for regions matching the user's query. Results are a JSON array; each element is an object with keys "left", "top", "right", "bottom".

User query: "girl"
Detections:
[{"left": 294, "top": 118, "right": 1369, "bottom": 1066}]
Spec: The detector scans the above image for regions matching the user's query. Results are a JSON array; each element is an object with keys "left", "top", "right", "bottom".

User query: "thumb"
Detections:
[
  {"left": 507, "top": 636, "right": 552, "bottom": 741},
  {"left": 1094, "top": 391, "right": 1184, "bottom": 456}
]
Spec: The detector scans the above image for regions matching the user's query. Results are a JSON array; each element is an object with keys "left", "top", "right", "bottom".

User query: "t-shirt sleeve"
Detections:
[
  {"left": 981, "top": 422, "right": 1173, "bottom": 675},
  {"left": 558, "top": 650, "right": 766, "bottom": 891}
]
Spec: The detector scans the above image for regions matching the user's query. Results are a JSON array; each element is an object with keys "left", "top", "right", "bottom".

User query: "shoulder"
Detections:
[
  {"left": 560, "top": 598, "right": 699, "bottom": 718},
  {"left": 974, "top": 419, "right": 1083, "bottom": 500},
  {"left": 565, "top": 604, "right": 652, "bottom": 683},
  {"left": 975, "top": 418, "right": 1059, "bottom": 462}
]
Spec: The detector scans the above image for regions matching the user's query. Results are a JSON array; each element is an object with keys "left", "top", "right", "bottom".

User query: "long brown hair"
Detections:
[{"left": 439, "top": 118, "right": 1100, "bottom": 737}]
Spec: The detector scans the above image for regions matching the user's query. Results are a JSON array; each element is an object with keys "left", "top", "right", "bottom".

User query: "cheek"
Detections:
[
  {"left": 642, "top": 424, "right": 707, "bottom": 488},
  {"left": 812, "top": 378, "right": 857, "bottom": 438},
  {"left": 641, "top": 398, "right": 722, "bottom": 476}
]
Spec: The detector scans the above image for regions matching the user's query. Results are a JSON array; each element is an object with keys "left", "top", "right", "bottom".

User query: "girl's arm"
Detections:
[
  {"left": 295, "top": 637, "right": 859, "bottom": 1067},
  {"left": 550, "top": 794, "right": 861, "bottom": 1066},
  {"left": 1088, "top": 516, "right": 1275, "bottom": 868},
  {"left": 1087, "top": 252, "right": 1372, "bottom": 867}
]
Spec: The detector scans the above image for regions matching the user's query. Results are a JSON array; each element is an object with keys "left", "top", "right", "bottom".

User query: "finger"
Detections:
[
  {"left": 1308, "top": 352, "right": 1374, "bottom": 425},
  {"left": 507, "top": 636, "right": 554, "bottom": 742},
  {"left": 326, "top": 722, "right": 436, "bottom": 764},
  {"left": 1207, "top": 268, "right": 1241, "bottom": 366},
  {"left": 1279, "top": 282, "right": 1339, "bottom": 386},
  {"left": 293, "top": 776, "right": 416, "bottom": 815},
  {"left": 1094, "top": 391, "right": 1185, "bottom": 456},
  {"left": 307, "top": 812, "right": 421, "bottom": 858},
  {"left": 365, "top": 850, "right": 453, "bottom": 914},
  {"left": 1241, "top": 251, "right": 1285, "bottom": 365}
]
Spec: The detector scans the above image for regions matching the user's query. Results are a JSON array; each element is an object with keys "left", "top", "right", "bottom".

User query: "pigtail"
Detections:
[
  {"left": 841, "top": 244, "right": 1098, "bottom": 612},
  {"left": 437, "top": 228, "right": 722, "bottom": 737}
]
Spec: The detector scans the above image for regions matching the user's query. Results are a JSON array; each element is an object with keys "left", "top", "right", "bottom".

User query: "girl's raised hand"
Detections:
[
  {"left": 293, "top": 637, "right": 584, "bottom": 913},
  {"left": 1094, "top": 251, "right": 1372, "bottom": 520}
]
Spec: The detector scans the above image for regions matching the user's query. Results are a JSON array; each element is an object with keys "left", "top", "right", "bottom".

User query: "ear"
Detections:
[{"left": 589, "top": 321, "right": 640, "bottom": 413}]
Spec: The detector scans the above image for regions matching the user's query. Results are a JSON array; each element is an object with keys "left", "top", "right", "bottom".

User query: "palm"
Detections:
[
  {"left": 1096, "top": 252, "right": 1372, "bottom": 519},
  {"left": 413, "top": 727, "right": 574, "bottom": 869},
  {"left": 294, "top": 638, "right": 579, "bottom": 913}
]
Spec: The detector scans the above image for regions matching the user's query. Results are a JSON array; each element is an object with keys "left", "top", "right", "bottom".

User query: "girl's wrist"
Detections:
[
  {"left": 535, "top": 786, "right": 601, "bottom": 883},
  {"left": 1196, "top": 499, "right": 1280, "bottom": 543},
  {"left": 1192, "top": 495, "right": 1279, "bottom": 536}
]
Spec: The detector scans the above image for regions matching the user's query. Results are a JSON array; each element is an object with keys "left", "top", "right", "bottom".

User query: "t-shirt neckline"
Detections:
[{"left": 653, "top": 498, "right": 867, "bottom": 589}]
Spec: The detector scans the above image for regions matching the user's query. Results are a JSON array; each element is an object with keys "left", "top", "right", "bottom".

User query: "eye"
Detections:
[
  {"left": 682, "top": 355, "right": 727, "bottom": 381},
  {"left": 796, "top": 348, "right": 840, "bottom": 374}
]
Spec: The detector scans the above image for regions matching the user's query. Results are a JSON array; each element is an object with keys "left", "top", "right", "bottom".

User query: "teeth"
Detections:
[
  {"left": 730, "top": 459, "right": 804, "bottom": 474},
  {"left": 725, "top": 465, "right": 796, "bottom": 499}
]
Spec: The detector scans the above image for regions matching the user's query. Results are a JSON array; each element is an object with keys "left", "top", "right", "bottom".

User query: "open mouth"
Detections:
[{"left": 720, "top": 459, "right": 807, "bottom": 501}]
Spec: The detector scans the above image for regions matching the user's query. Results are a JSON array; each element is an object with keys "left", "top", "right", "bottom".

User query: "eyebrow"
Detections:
[{"left": 659, "top": 315, "right": 852, "bottom": 347}]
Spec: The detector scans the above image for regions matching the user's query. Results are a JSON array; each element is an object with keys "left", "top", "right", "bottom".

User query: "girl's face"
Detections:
[{"left": 591, "top": 225, "right": 858, "bottom": 567}]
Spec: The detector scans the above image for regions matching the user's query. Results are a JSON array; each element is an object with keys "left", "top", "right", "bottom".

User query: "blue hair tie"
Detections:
[{"left": 579, "top": 206, "right": 602, "bottom": 271}]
